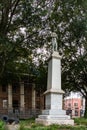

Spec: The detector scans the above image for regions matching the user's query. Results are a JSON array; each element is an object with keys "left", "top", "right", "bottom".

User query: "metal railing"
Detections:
[{"left": 0, "top": 108, "right": 42, "bottom": 119}]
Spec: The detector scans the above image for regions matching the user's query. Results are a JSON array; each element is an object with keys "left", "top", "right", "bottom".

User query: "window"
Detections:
[
  {"left": 3, "top": 100, "right": 7, "bottom": 108},
  {"left": 12, "top": 82, "right": 19, "bottom": 93},
  {"left": 12, "top": 85, "right": 18, "bottom": 93},
  {"left": 66, "top": 109, "right": 72, "bottom": 115},
  {"left": 68, "top": 103, "right": 71, "bottom": 107},
  {"left": 12, "top": 86, "right": 17, "bottom": 93},
  {"left": 75, "top": 110, "right": 78, "bottom": 116},
  {"left": 74, "top": 103, "right": 78, "bottom": 107},
  {"left": 2, "top": 84, "right": 6, "bottom": 92},
  {"left": 36, "top": 101, "right": 40, "bottom": 109}
]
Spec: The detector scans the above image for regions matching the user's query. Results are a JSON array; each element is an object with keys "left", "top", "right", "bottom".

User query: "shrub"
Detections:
[
  {"left": 74, "top": 118, "right": 87, "bottom": 126},
  {"left": 0, "top": 120, "right": 5, "bottom": 130}
]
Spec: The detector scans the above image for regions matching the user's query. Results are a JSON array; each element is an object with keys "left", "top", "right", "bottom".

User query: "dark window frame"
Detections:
[{"left": 2, "top": 84, "right": 7, "bottom": 92}]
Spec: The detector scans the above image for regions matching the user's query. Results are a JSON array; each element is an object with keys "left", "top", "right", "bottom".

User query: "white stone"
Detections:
[
  {"left": 38, "top": 115, "right": 70, "bottom": 119},
  {"left": 42, "top": 109, "right": 66, "bottom": 115},
  {"left": 36, "top": 118, "right": 74, "bottom": 126},
  {"left": 45, "top": 93, "right": 63, "bottom": 109},
  {"left": 35, "top": 51, "right": 74, "bottom": 125},
  {"left": 47, "top": 52, "right": 62, "bottom": 90}
]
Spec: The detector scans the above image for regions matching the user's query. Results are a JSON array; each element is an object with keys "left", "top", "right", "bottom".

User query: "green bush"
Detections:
[
  {"left": 20, "top": 118, "right": 35, "bottom": 126},
  {"left": 0, "top": 120, "right": 5, "bottom": 130},
  {"left": 74, "top": 118, "right": 87, "bottom": 126}
]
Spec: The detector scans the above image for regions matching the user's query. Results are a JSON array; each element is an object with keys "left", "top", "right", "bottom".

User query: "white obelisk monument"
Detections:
[{"left": 35, "top": 33, "right": 74, "bottom": 126}]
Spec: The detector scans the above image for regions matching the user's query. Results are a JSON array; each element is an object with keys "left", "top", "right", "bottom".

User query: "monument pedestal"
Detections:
[
  {"left": 36, "top": 90, "right": 74, "bottom": 126},
  {"left": 36, "top": 118, "right": 74, "bottom": 126},
  {"left": 35, "top": 52, "right": 74, "bottom": 126}
]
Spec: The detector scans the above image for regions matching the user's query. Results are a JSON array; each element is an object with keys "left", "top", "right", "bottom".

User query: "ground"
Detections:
[{"left": 5, "top": 118, "right": 87, "bottom": 130}]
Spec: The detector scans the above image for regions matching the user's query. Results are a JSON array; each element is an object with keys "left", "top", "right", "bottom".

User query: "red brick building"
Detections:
[
  {"left": 0, "top": 81, "right": 45, "bottom": 119},
  {"left": 64, "top": 93, "right": 84, "bottom": 117}
]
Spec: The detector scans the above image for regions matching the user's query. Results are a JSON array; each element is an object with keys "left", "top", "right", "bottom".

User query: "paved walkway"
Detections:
[{"left": 6, "top": 124, "right": 20, "bottom": 130}]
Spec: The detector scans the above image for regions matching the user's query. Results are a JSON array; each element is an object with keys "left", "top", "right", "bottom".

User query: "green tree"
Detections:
[
  {"left": 35, "top": 60, "right": 48, "bottom": 91},
  {"left": 49, "top": 0, "right": 87, "bottom": 117},
  {"left": 1, "top": 0, "right": 87, "bottom": 117},
  {"left": 0, "top": 0, "right": 48, "bottom": 84}
]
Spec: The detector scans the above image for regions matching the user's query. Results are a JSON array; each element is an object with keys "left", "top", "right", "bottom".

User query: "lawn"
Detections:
[{"left": 19, "top": 118, "right": 87, "bottom": 130}]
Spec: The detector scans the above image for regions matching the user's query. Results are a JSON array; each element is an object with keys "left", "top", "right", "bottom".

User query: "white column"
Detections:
[
  {"left": 32, "top": 84, "right": 36, "bottom": 109},
  {"left": 8, "top": 84, "right": 12, "bottom": 109},
  {"left": 20, "top": 82, "right": 25, "bottom": 111},
  {"left": 47, "top": 52, "right": 62, "bottom": 90},
  {"left": 45, "top": 52, "right": 64, "bottom": 109}
]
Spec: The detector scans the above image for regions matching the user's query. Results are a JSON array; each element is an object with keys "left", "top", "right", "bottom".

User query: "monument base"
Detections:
[
  {"left": 35, "top": 109, "right": 74, "bottom": 126},
  {"left": 35, "top": 118, "right": 74, "bottom": 126}
]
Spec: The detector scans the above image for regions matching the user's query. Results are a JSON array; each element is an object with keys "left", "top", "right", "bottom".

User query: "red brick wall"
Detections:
[
  {"left": 0, "top": 84, "right": 44, "bottom": 112},
  {"left": 64, "top": 98, "right": 82, "bottom": 117}
]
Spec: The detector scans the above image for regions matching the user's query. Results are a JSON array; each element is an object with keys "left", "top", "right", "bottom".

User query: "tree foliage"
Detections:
[
  {"left": 49, "top": 0, "right": 87, "bottom": 116},
  {"left": 0, "top": 0, "right": 87, "bottom": 108},
  {"left": 47, "top": 0, "right": 87, "bottom": 93},
  {"left": 0, "top": 0, "right": 49, "bottom": 84}
]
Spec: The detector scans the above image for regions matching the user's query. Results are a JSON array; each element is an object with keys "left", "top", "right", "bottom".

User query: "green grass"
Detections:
[
  {"left": 0, "top": 120, "right": 5, "bottom": 130},
  {"left": 74, "top": 117, "right": 87, "bottom": 126},
  {"left": 19, "top": 118, "right": 87, "bottom": 130}
]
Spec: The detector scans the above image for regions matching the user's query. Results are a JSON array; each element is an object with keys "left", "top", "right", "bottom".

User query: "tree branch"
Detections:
[{"left": 7, "top": 0, "right": 20, "bottom": 32}]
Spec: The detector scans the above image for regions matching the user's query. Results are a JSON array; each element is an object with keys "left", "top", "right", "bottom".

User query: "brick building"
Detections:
[
  {"left": 64, "top": 92, "right": 85, "bottom": 117},
  {"left": 0, "top": 81, "right": 45, "bottom": 119}
]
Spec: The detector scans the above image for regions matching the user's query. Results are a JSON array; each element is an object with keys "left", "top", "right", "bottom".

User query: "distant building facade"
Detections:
[
  {"left": 64, "top": 92, "right": 85, "bottom": 117},
  {"left": 0, "top": 81, "right": 45, "bottom": 119}
]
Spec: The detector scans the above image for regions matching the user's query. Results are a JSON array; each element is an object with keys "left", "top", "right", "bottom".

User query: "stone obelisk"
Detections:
[{"left": 35, "top": 33, "right": 74, "bottom": 126}]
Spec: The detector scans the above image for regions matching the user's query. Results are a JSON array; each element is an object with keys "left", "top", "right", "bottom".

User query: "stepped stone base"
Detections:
[
  {"left": 35, "top": 109, "right": 74, "bottom": 126},
  {"left": 35, "top": 118, "right": 74, "bottom": 126},
  {"left": 38, "top": 114, "right": 70, "bottom": 119}
]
